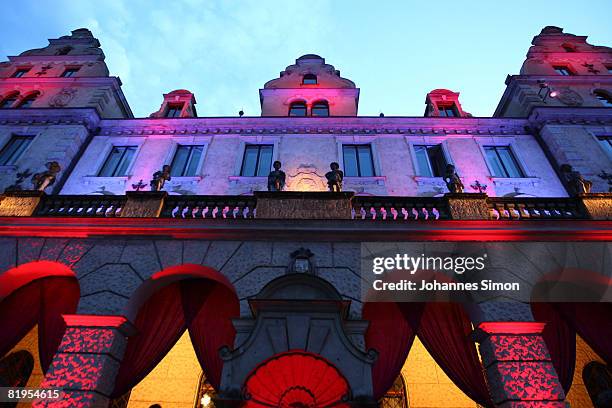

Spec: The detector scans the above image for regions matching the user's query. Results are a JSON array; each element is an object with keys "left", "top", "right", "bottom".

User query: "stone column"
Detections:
[
  {"left": 33, "top": 315, "right": 135, "bottom": 408},
  {"left": 472, "top": 303, "right": 566, "bottom": 407},
  {"left": 444, "top": 193, "right": 489, "bottom": 220}
]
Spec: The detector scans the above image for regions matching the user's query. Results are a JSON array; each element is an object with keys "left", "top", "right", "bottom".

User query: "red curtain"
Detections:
[
  {"left": 531, "top": 302, "right": 576, "bottom": 392},
  {"left": 184, "top": 281, "right": 239, "bottom": 389},
  {"left": 0, "top": 277, "right": 79, "bottom": 373},
  {"left": 112, "top": 278, "right": 240, "bottom": 397},
  {"left": 363, "top": 302, "right": 423, "bottom": 400},
  {"left": 112, "top": 283, "right": 187, "bottom": 397},
  {"left": 416, "top": 303, "right": 493, "bottom": 407},
  {"left": 555, "top": 303, "right": 612, "bottom": 365}
]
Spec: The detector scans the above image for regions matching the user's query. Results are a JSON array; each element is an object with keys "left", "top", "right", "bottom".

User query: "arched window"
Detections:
[
  {"left": 380, "top": 375, "right": 409, "bottom": 408},
  {"left": 0, "top": 92, "right": 19, "bottom": 109},
  {"left": 195, "top": 373, "right": 217, "bottom": 408},
  {"left": 311, "top": 100, "right": 329, "bottom": 117},
  {"left": 0, "top": 350, "right": 34, "bottom": 388},
  {"left": 17, "top": 92, "right": 39, "bottom": 109},
  {"left": 302, "top": 74, "right": 317, "bottom": 85},
  {"left": 288, "top": 101, "right": 307, "bottom": 117},
  {"left": 594, "top": 90, "right": 612, "bottom": 107},
  {"left": 583, "top": 361, "right": 612, "bottom": 408},
  {"left": 56, "top": 46, "right": 72, "bottom": 56}
]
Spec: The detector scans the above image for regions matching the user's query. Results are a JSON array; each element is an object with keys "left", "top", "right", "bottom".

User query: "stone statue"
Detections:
[
  {"left": 443, "top": 164, "right": 464, "bottom": 194},
  {"left": 267, "top": 161, "right": 286, "bottom": 191},
  {"left": 560, "top": 164, "right": 592, "bottom": 195},
  {"left": 325, "top": 162, "right": 344, "bottom": 192},
  {"left": 150, "top": 165, "right": 171, "bottom": 192},
  {"left": 31, "top": 161, "right": 61, "bottom": 192}
]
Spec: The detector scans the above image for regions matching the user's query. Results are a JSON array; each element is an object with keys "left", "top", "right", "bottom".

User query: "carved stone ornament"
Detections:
[
  {"left": 49, "top": 88, "right": 77, "bottom": 107},
  {"left": 288, "top": 247, "right": 315, "bottom": 274},
  {"left": 556, "top": 88, "right": 583, "bottom": 106}
]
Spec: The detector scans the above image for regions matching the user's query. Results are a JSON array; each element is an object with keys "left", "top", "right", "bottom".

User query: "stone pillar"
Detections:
[
  {"left": 120, "top": 191, "right": 167, "bottom": 218},
  {"left": 0, "top": 191, "right": 45, "bottom": 216},
  {"left": 577, "top": 193, "right": 612, "bottom": 220},
  {"left": 444, "top": 193, "right": 489, "bottom": 220},
  {"left": 472, "top": 302, "right": 566, "bottom": 408},
  {"left": 33, "top": 315, "right": 135, "bottom": 408},
  {"left": 254, "top": 191, "right": 354, "bottom": 219}
]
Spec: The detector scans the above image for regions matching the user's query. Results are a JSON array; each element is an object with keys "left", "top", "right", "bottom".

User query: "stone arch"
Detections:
[
  {"left": 256, "top": 272, "right": 343, "bottom": 301},
  {"left": 0, "top": 261, "right": 79, "bottom": 372},
  {"left": 112, "top": 264, "right": 239, "bottom": 398}
]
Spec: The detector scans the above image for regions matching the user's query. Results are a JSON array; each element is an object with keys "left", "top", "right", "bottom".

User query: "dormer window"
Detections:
[
  {"left": 437, "top": 104, "right": 458, "bottom": 117},
  {"left": 165, "top": 103, "right": 184, "bottom": 118},
  {"left": 311, "top": 101, "right": 329, "bottom": 117},
  {"left": 61, "top": 67, "right": 80, "bottom": 78},
  {"left": 302, "top": 74, "right": 317, "bottom": 85},
  {"left": 288, "top": 101, "right": 307, "bottom": 117},
  {"left": 553, "top": 65, "right": 573, "bottom": 76},
  {"left": 11, "top": 68, "right": 30, "bottom": 78}
]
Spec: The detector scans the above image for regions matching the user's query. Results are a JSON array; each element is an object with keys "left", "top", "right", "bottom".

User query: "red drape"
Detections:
[
  {"left": 555, "top": 303, "right": 612, "bottom": 365},
  {"left": 112, "top": 278, "right": 240, "bottom": 397},
  {"left": 531, "top": 302, "right": 576, "bottom": 392},
  {"left": 363, "top": 302, "right": 423, "bottom": 400},
  {"left": 0, "top": 277, "right": 79, "bottom": 373},
  {"left": 185, "top": 282, "right": 239, "bottom": 389},
  {"left": 416, "top": 303, "right": 493, "bottom": 407},
  {"left": 112, "top": 283, "right": 186, "bottom": 397}
]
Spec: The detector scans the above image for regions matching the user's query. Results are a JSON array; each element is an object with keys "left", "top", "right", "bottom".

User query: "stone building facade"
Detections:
[{"left": 0, "top": 26, "right": 610, "bottom": 408}]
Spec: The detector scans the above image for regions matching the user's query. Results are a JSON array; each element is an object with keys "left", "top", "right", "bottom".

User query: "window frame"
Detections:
[
  {"left": 60, "top": 67, "right": 80, "bottom": 78},
  {"left": 437, "top": 104, "right": 459, "bottom": 117},
  {"left": 302, "top": 74, "right": 318, "bottom": 85},
  {"left": 0, "top": 135, "right": 35, "bottom": 166},
  {"left": 411, "top": 144, "right": 451, "bottom": 177},
  {"left": 240, "top": 144, "right": 274, "bottom": 177},
  {"left": 169, "top": 144, "right": 206, "bottom": 177},
  {"left": 552, "top": 65, "right": 574, "bottom": 76},
  {"left": 342, "top": 144, "right": 376, "bottom": 177},
  {"left": 11, "top": 68, "right": 30, "bottom": 78},
  {"left": 311, "top": 100, "right": 329, "bottom": 117},
  {"left": 16, "top": 92, "right": 40, "bottom": 109},
  {"left": 0, "top": 93, "right": 19, "bottom": 109},
  {"left": 482, "top": 144, "right": 527, "bottom": 178},
  {"left": 288, "top": 101, "right": 307, "bottom": 117},
  {"left": 97, "top": 145, "right": 139, "bottom": 177},
  {"left": 165, "top": 103, "right": 185, "bottom": 118}
]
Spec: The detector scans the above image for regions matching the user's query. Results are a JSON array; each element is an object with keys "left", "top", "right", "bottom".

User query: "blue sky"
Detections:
[{"left": 1, "top": 1, "right": 611, "bottom": 118}]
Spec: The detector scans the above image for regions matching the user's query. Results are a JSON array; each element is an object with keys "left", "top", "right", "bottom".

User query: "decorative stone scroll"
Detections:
[{"left": 444, "top": 193, "right": 489, "bottom": 220}]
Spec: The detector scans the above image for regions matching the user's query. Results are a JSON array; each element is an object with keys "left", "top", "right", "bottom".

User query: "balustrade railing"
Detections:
[
  {"left": 35, "top": 195, "right": 127, "bottom": 217},
  {"left": 160, "top": 195, "right": 257, "bottom": 219},
  {"left": 487, "top": 197, "right": 586, "bottom": 220},
  {"left": 351, "top": 196, "right": 449, "bottom": 220}
]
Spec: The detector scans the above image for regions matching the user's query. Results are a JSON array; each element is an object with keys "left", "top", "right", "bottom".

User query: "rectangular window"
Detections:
[
  {"left": 12, "top": 68, "right": 29, "bottom": 78},
  {"left": 553, "top": 66, "right": 573, "bottom": 76},
  {"left": 170, "top": 145, "right": 203, "bottom": 177},
  {"left": 240, "top": 145, "right": 273, "bottom": 176},
  {"left": 598, "top": 136, "right": 612, "bottom": 159},
  {"left": 61, "top": 68, "right": 80, "bottom": 78},
  {"left": 484, "top": 146, "right": 525, "bottom": 178},
  {"left": 165, "top": 104, "right": 184, "bottom": 118},
  {"left": 414, "top": 145, "right": 448, "bottom": 177},
  {"left": 343, "top": 144, "right": 375, "bottom": 177},
  {"left": 438, "top": 105, "right": 458, "bottom": 117},
  {"left": 98, "top": 146, "right": 137, "bottom": 177},
  {"left": 0, "top": 135, "right": 34, "bottom": 166}
]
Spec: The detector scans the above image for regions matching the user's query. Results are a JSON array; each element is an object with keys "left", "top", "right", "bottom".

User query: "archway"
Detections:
[
  {"left": 111, "top": 264, "right": 240, "bottom": 400},
  {"left": 243, "top": 351, "right": 349, "bottom": 408},
  {"left": 0, "top": 261, "right": 79, "bottom": 372}
]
